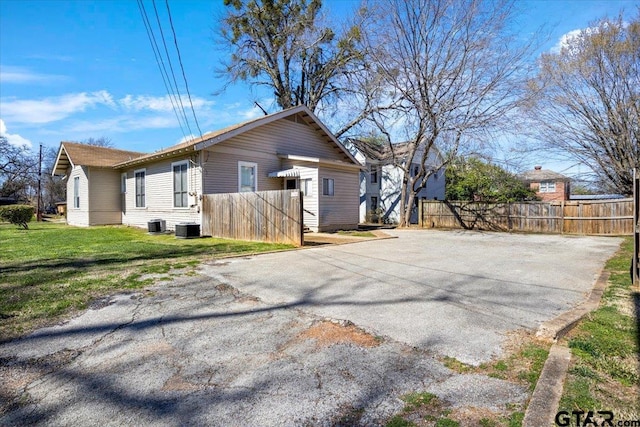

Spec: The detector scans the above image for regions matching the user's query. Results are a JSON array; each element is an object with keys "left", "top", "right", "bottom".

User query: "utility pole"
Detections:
[{"left": 36, "top": 143, "right": 42, "bottom": 221}]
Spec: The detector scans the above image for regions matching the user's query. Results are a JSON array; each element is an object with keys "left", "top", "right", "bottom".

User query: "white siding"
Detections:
[
  {"left": 66, "top": 166, "right": 90, "bottom": 227},
  {"left": 87, "top": 168, "right": 122, "bottom": 225},
  {"left": 202, "top": 146, "right": 282, "bottom": 194},
  {"left": 211, "top": 117, "right": 352, "bottom": 162},
  {"left": 121, "top": 155, "right": 202, "bottom": 230},
  {"left": 317, "top": 166, "right": 359, "bottom": 231}
]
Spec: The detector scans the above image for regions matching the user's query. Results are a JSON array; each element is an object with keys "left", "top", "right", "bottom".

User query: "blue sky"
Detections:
[{"left": 0, "top": 0, "right": 637, "bottom": 173}]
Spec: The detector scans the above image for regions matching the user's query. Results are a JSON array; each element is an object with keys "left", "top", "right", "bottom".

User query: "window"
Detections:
[
  {"left": 173, "top": 161, "right": 189, "bottom": 208},
  {"left": 73, "top": 177, "right": 80, "bottom": 208},
  {"left": 370, "top": 167, "right": 378, "bottom": 184},
  {"left": 239, "top": 161, "right": 257, "bottom": 192},
  {"left": 301, "top": 179, "right": 312, "bottom": 197},
  {"left": 322, "top": 178, "right": 334, "bottom": 196},
  {"left": 371, "top": 196, "right": 378, "bottom": 210},
  {"left": 539, "top": 181, "right": 556, "bottom": 193},
  {"left": 120, "top": 173, "right": 127, "bottom": 193},
  {"left": 135, "top": 169, "right": 146, "bottom": 207}
]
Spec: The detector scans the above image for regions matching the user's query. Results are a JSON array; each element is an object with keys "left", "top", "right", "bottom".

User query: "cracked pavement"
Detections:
[{"left": 0, "top": 230, "right": 621, "bottom": 426}]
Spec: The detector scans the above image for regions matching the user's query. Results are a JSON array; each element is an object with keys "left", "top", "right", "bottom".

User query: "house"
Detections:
[
  {"left": 52, "top": 106, "right": 361, "bottom": 233},
  {"left": 520, "top": 166, "right": 571, "bottom": 202},
  {"left": 346, "top": 139, "right": 445, "bottom": 224}
]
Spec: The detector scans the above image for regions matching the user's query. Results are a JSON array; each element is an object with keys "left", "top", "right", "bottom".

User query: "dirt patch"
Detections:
[
  {"left": 296, "top": 320, "right": 381, "bottom": 348},
  {"left": 449, "top": 406, "right": 506, "bottom": 426}
]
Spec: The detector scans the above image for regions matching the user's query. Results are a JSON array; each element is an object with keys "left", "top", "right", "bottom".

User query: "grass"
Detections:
[
  {"left": 387, "top": 336, "right": 550, "bottom": 426},
  {"left": 0, "top": 222, "right": 294, "bottom": 342},
  {"left": 559, "top": 236, "right": 639, "bottom": 422},
  {"left": 336, "top": 230, "right": 377, "bottom": 238}
]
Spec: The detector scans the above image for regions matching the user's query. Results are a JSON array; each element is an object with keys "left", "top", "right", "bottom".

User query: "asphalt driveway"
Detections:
[
  {"left": 0, "top": 229, "right": 622, "bottom": 426},
  {"left": 201, "top": 229, "right": 622, "bottom": 365}
]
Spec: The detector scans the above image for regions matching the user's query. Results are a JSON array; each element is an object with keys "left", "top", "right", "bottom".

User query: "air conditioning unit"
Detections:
[
  {"left": 175, "top": 222, "right": 200, "bottom": 239},
  {"left": 147, "top": 219, "right": 166, "bottom": 234}
]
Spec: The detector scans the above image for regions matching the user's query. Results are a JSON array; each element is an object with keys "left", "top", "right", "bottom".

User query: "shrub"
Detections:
[{"left": 0, "top": 204, "right": 35, "bottom": 229}]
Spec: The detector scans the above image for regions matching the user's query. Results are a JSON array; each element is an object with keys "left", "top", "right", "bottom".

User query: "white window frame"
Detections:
[
  {"left": 301, "top": 178, "right": 312, "bottom": 197},
  {"left": 539, "top": 180, "right": 556, "bottom": 193},
  {"left": 238, "top": 161, "right": 258, "bottom": 193},
  {"left": 322, "top": 178, "right": 334, "bottom": 196},
  {"left": 73, "top": 177, "right": 80, "bottom": 209},
  {"left": 120, "top": 173, "right": 127, "bottom": 194},
  {"left": 135, "top": 169, "right": 146, "bottom": 208},
  {"left": 172, "top": 160, "right": 189, "bottom": 208}
]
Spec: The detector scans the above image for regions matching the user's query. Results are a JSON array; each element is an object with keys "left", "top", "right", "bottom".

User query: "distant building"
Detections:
[
  {"left": 346, "top": 139, "right": 445, "bottom": 224},
  {"left": 520, "top": 166, "right": 571, "bottom": 202}
]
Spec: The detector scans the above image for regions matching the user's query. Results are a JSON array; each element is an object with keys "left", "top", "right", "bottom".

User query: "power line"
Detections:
[
  {"left": 136, "top": 0, "right": 190, "bottom": 140},
  {"left": 151, "top": 0, "right": 193, "bottom": 137},
  {"left": 165, "top": 0, "right": 203, "bottom": 139}
]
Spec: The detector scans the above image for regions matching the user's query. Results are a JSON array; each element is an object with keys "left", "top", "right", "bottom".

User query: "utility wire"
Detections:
[
  {"left": 136, "top": 0, "right": 190, "bottom": 140},
  {"left": 151, "top": 0, "right": 193, "bottom": 138},
  {"left": 165, "top": 0, "right": 203, "bottom": 139}
]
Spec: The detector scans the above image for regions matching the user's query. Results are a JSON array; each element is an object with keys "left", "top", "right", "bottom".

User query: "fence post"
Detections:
[
  {"left": 419, "top": 199, "right": 424, "bottom": 228},
  {"left": 560, "top": 200, "right": 565, "bottom": 234},
  {"left": 633, "top": 168, "right": 639, "bottom": 287}
]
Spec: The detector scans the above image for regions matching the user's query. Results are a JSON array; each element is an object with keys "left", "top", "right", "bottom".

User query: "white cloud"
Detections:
[
  {"left": 0, "top": 91, "right": 115, "bottom": 124},
  {"left": 0, "top": 65, "right": 67, "bottom": 84},
  {"left": 0, "top": 119, "right": 33, "bottom": 148},
  {"left": 119, "top": 94, "right": 214, "bottom": 113}
]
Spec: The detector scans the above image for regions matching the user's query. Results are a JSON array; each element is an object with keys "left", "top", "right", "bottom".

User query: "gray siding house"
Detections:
[
  {"left": 346, "top": 139, "right": 445, "bottom": 224},
  {"left": 53, "top": 106, "right": 361, "bottom": 232}
]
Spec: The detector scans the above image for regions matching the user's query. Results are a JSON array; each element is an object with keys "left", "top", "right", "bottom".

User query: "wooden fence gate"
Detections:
[
  {"left": 419, "top": 199, "right": 635, "bottom": 236},
  {"left": 201, "top": 190, "right": 304, "bottom": 246}
]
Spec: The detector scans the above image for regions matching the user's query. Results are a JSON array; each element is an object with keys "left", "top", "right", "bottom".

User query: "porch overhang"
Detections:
[{"left": 268, "top": 168, "right": 301, "bottom": 178}]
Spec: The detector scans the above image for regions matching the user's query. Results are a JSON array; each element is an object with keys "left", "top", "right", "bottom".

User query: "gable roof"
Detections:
[
  {"left": 347, "top": 138, "right": 442, "bottom": 165},
  {"left": 519, "top": 167, "right": 570, "bottom": 182},
  {"left": 113, "top": 105, "right": 359, "bottom": 169},
  {"left": 52, "top": 142, "right": 145, "bottom": 175}
]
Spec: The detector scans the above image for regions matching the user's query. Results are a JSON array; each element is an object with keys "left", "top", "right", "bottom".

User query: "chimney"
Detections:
[{"left": 534, "top": 165, "right": 542, "bottom": 170}]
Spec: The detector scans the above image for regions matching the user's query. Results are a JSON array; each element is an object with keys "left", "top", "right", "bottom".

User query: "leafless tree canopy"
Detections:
[
  {"left": 526, "top": 12, "right": 640, "bottom": 195},
  {"left": 83, "top": 136, "right": 114, "bottom": 148},
  {"left": 219, "top": 0, "right": 365, "bottom": 124},
  {"left": 362, "top": 0, "right": 533, "bottom": 226}
]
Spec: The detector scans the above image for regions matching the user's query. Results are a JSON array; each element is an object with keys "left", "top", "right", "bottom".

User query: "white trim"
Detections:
[
  {"left": 238, "top": 161, "right": 258, "bottom": 192},
  {"left": 277, "top": 153, "right": 364, "bottom": 171},
  {"left": 73, "top": 176, "right": 80, "bottom": 209},
  {"left": 171, "top": 160, "right": 190, "bottom": 209},
  {"left": 120, "top": 172, "right": 127, "bottom": 194},
  {"left": 134, "top": 168, "right": 146, "bottom": 208}
]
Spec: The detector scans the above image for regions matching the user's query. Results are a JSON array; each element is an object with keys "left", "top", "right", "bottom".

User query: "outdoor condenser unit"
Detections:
[
  {"left": 175, "top": 222, "right": 200, "bottom": 239},
  {"left": 147, "top": 219, "right": 166, "bottom": 234}
]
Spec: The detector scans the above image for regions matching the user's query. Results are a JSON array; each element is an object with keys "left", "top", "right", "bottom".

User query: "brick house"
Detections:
[{"left": 520, "top": 166, "right": 571, "bottom": 202}]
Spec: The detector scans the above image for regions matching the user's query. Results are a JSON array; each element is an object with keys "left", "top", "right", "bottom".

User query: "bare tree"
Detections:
[
  {"left": 362, "top": 0, "right": 534, "bottom": 226},
  {"left": 0, "top": 136, "right": 37, "bottom": 202},
  {"left": 83, "top": 136, "right": 114, "bottom": 148},
  {"left": 525, "top": 12, "right": 639, "bottom": 196},
  {"left": 218, "top": 0, "right": 373, "bottom": 137}
]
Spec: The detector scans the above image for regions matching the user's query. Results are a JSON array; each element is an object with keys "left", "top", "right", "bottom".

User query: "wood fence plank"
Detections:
[{"left": 420, "top": 199, "right": 633, "bottom": 236}]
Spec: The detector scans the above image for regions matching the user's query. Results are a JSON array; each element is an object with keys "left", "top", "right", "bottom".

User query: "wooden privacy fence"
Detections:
[
  {"left": 419, "top": 199, "right": 634, "bottom": 235},
  {"left": 201, "top": 190, "right": 304, "bottom": 246}
]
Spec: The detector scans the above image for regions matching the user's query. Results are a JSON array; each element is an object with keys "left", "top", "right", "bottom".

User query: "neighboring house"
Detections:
[
  {"left": 346, "top": 139, "right": 445, "bottom": 224},
  {"left": 520, "top": 166, "right": 571, "bottom": 202},
  {"left": 53, "top": 106, "right": 361, "bottom": 233}
]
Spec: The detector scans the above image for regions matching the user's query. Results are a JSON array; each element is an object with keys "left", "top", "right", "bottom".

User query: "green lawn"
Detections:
[
  {"left": 559, "top": 237, "right": 639, "bottom": 423},
  {"left": 0, "top": 222, "right": 293, "bottom": 342}
]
